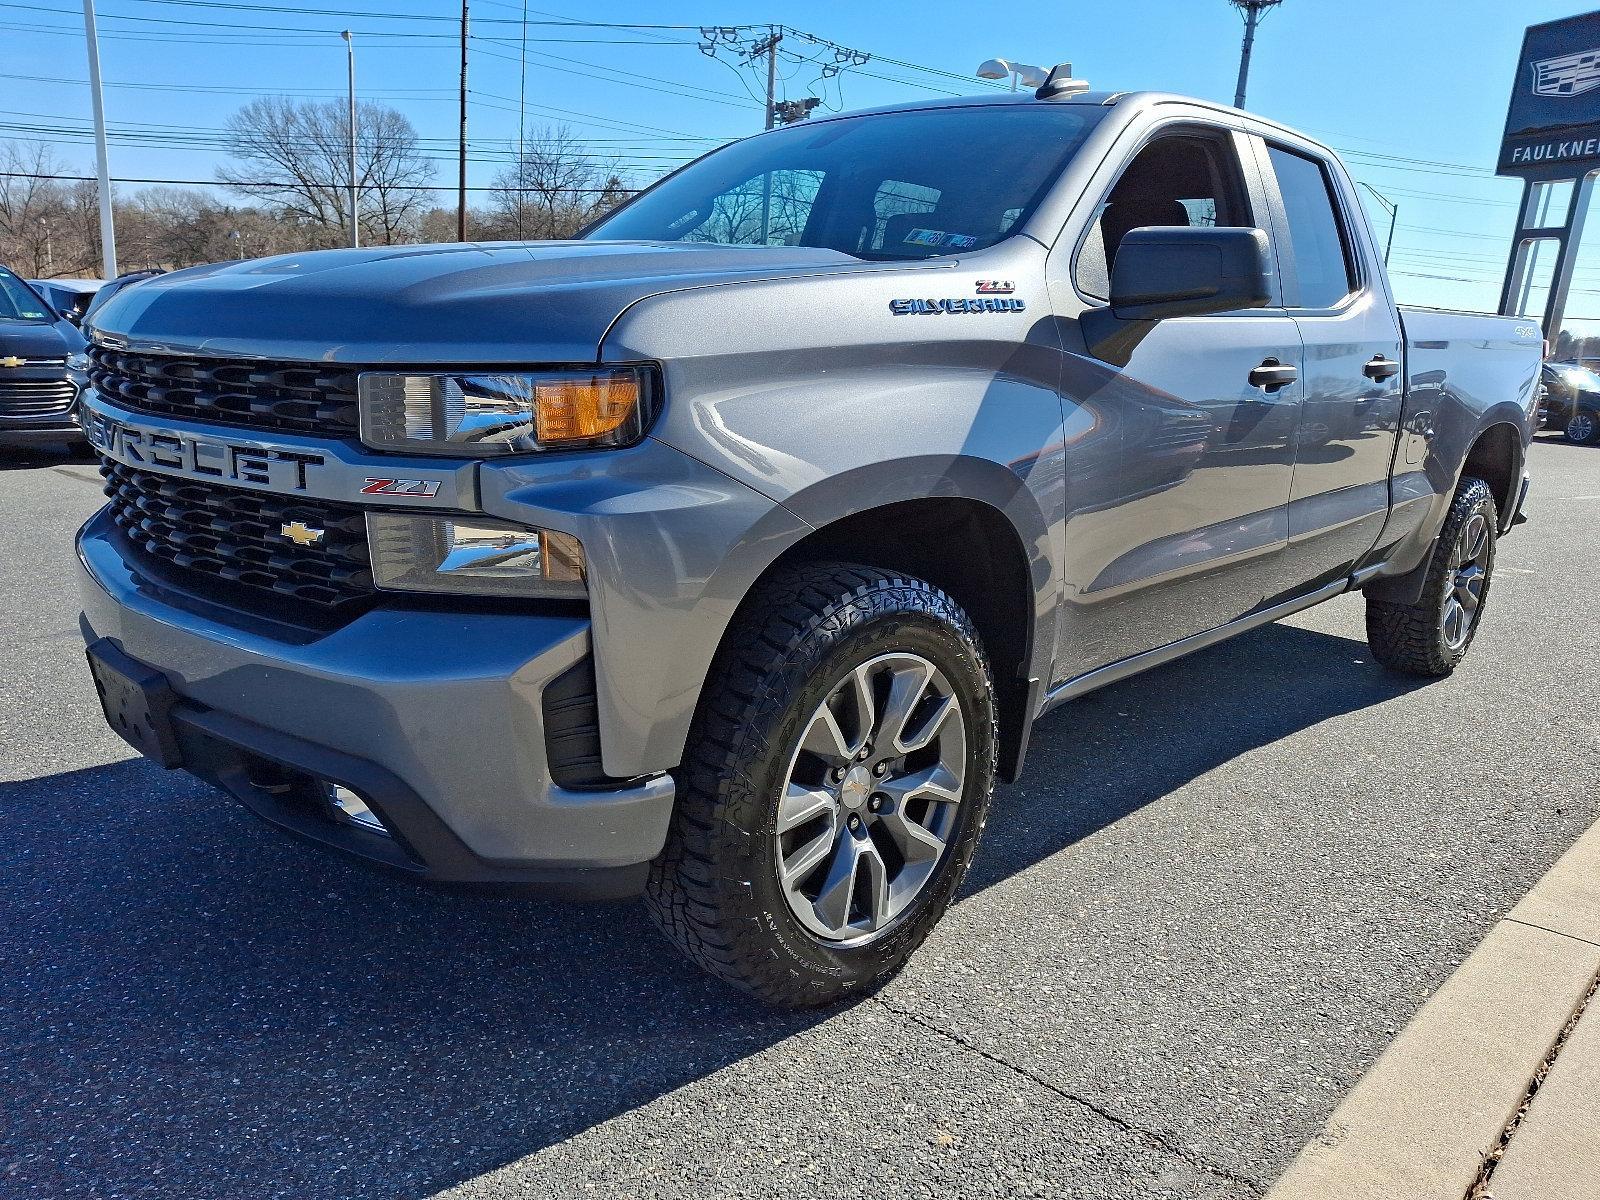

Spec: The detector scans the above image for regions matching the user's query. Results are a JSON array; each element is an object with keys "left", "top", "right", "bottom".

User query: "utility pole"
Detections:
[
  {"left": 756, "top": 27, "right": 782, "bottom": 130},
  {"left": 81, "top": 0, "right": 117, "bottom": 278},
  {"left": 1230, "top": 0, "right": 1283, "bottom": 111},
  {"left": 342, "top": 31, "right": 358, "bottom": 248},
  {"left": 457, "top": 0, "right": 469, "bottom": 241}
]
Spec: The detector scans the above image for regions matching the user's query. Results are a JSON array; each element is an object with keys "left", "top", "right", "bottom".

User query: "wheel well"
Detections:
[
  {"left": 1461, "top": 422, "right": 1521, "bottom": 522},
  {"left": 750, "top": 498, "right": 1037, "bottom": 783}
]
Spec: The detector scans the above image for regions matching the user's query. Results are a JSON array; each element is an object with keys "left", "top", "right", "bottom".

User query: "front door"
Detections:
[{"left": 1049, "top": 125, "right": 1304, "bottom": 681}]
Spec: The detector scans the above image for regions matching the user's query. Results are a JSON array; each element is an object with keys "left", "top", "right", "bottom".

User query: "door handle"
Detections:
[
  {"left": 1248, "top": 358, "right": 1298, "bottom": 392},
  {"left": 1363, "top": 355, "right": 1402, "bottom": 382}
]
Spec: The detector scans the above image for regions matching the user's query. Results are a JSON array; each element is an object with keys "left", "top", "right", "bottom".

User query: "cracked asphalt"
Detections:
[{"left": 4, "top": 437, "right": 1598, "bottom": 1199}]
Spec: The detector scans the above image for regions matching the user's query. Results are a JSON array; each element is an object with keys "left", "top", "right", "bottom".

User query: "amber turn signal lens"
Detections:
[{"left": 535, "top": 373, "right": 642, "bottom": 444}]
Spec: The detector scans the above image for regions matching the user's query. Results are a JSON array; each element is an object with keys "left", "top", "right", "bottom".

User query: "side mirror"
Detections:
[{"left": 1109, "top": 226, "right": 1273, "bottom": 321}]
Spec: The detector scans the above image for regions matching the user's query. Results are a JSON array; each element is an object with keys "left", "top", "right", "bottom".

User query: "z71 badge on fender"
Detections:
[{"left": 361, "top": 477, "right": 442, "bottom": 497}]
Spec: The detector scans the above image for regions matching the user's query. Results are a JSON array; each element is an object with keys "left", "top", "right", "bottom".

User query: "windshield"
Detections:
[
  {"left": 1556, "top": 364, "right": 1600, "bottom": 392},
  {"left": 587, "top": 103, "right": 1104, "bottom": 260},
  {"left": 0, "top": 269, "right": 52, "bottom": 323}
]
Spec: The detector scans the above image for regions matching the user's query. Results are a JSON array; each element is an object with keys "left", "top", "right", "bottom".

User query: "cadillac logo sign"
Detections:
[
  {"left": 1532, "top": 48, "right": 1600, "bottom": 98},
  {"left": 1501, "top": 14, "right": 1600, "bottom": 178}
]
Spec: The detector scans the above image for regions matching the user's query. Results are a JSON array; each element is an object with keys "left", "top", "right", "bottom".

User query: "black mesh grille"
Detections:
[
  {"left": 102, "top": 461, "right": 376, "bottom": 610},
  {"left": 88, "top": 345, "right": 360, "bottom": 438}
]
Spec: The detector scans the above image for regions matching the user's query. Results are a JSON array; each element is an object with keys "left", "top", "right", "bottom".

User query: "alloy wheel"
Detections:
[
  {"left": 1567, "top": 411, "right": 1596, "bottom": 444},
  {"left": 774, "top": 652, "right": 967, "bottom": 944},
  {"left": 1442, "top": 511, "right": 1490, "bottom": 651}
]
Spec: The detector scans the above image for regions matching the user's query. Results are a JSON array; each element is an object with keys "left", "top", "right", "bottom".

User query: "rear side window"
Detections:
[{"left": 1266, "top": 145, "right": 1357, "bottom": 309}]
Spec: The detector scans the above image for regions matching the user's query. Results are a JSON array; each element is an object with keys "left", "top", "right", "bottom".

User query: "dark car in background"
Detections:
[
  {"left": 30, "top": 278, "right": 105, "bottom": 327},
  {"left": 1538, "top": 360, "right": 1600, "bottom": 445},
  {"left": 0, "top": 265, "right": 87, "bottom": 450}
]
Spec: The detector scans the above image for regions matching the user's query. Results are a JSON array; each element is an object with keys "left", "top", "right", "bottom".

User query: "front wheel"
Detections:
[
  {"left": 1365, "top": 476, "right": 1498, "bottom": 676},
  {"left": 646, "top": 563, "right": 997, "bottom": 1009}
]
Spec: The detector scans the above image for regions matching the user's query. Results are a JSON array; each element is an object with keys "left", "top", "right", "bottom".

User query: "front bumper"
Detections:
[
  {"left": 76, "top": 511, "right": 676, "bottom": 898},
  {"left": 0, "top": 412, "right": 83, "bottom": 447}
]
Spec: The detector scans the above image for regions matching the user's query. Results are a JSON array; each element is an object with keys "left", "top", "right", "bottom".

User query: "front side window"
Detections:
[
  {"left": 1075, "top": 132, "right": 1251, "bottom": 299},
  {"left": 588, "top": 104, "right": 1105, "bottom": 260},
  {"left": 1266, "top": 145, "right": 1357, "bottom": 309},
  {"left": 0, "top": 270, "right": 51, "bottom": 323}
]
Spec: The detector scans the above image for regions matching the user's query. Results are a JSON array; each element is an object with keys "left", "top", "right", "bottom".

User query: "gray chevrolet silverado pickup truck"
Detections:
[{"left": 76, "top": 84, "right": 1541, "bottom": 1007}]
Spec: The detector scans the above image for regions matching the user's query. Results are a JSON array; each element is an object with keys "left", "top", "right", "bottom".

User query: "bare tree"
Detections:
[
  {"left": 489, "top": 125, "right": 632, "bottom": 241},
  {"left": 0, "top": 144, "right": 75, "bottom": 276},
  {"left": 217, "top": 97, "right": 434, "bottom": 245}
]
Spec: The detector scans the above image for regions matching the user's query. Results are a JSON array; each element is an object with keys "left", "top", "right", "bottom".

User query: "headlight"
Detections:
[
  {"left": 358, "top": 367, "right": 654, "bottom": 457},
  {"left": 366, "top": 512, "right": 586, "bottom": 599}
]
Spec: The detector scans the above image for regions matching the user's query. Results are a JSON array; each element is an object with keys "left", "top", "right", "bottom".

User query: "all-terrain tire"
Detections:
[
  {"left": 645, "top": 563, "right": 998, "bottom": 1009},
  {"left": 1365, "top": 476, "right": 1498, "bottom": 677}
]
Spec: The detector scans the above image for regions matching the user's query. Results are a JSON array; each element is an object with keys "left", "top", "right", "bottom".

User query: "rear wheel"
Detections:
[
  {"left": 1366, "top": 476, "right": 1498, "bottom": 677},
  {"left": 646, "top": 563, "right": 997, "bottom": 1009}
]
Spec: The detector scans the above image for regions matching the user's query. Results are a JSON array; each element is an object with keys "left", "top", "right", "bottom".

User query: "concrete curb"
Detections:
[{"left": 1266, "top": 822, "right": 1600, "bottom": 1200}]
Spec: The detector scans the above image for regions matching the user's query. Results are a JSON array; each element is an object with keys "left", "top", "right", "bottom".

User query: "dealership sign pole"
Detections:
[{"left": 1498, "top": 11, "right": 1600, "bottom": 347}]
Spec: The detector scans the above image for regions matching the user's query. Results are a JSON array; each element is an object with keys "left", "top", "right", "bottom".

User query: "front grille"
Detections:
[
  {"left": 102, "top": 461, "right": 375, "bottom": 610},
  {"left": 88, "top": 346, "right": 360, "bottom": 438},
  {"left": 0, "top": 378, "right": 76, "bottom": 419}
]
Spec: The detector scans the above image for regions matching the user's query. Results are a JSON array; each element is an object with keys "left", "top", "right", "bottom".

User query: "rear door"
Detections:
[{"left": 1253, "top": 138, "right": 1405, "bottom": 585}]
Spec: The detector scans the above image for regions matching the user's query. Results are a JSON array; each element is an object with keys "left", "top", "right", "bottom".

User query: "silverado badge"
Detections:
[{"left": 279, "top": 520, "right": 326, "bottom": 547}]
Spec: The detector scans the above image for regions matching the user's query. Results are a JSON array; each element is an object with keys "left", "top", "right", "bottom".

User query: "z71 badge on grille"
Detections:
[{"left": 360, "top": 477, "right": 441, "bottom": 498}]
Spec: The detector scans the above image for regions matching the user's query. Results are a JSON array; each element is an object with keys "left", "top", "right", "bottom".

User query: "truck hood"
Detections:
[{"left": 86, "top": 240, "right": 896, "bottom": 364}]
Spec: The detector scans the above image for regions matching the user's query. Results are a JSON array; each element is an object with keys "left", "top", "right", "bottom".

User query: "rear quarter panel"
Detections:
[{"left": 1374, "top": 307, "right": 1541, "bottom": 576}]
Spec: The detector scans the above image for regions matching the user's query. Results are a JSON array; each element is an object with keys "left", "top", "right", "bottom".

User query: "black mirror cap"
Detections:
[{"left": 1109, "top": 226, "right": 1273, "bottom": 322}]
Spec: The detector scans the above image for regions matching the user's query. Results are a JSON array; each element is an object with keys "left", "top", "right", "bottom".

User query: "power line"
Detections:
[{"left": 0, "top": 167, "right": 637, "bottom": 194}]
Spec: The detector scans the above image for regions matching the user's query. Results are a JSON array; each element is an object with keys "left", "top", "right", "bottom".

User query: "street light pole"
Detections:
[
  {"left": 1230, "top": 0, "right": 1283, "bottom": 111},
  {"left": 81, "top": 0, "right": 118, "bottom": 278},
  {"left": 342, "top": 31, "right": 358, "bottom": 249}
]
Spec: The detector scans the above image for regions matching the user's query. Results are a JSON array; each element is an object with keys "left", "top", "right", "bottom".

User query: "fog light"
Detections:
[
  {"left": 366, "top": 511, "right": 586, "bottom": 599},
  {"left": 326, "top": 783, "right": 389, "bottom": 837}
]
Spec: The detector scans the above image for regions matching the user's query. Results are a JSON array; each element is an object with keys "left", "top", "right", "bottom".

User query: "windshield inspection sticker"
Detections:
[{"left": 902, "top": 228, "right": 982, "bottom": 250}]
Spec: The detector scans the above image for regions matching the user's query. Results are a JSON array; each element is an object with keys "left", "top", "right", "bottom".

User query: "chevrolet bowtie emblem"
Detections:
[
  {"left": 0, "top": 357, "right": 24, "bottom": 368},
  {"left": 279, "top": 520, "right": 325, "bottom": 547}
]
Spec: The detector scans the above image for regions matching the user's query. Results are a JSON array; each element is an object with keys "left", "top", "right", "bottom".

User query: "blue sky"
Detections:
[{"left": 5, "top": 0, "right": 1594, "bottom": 321}]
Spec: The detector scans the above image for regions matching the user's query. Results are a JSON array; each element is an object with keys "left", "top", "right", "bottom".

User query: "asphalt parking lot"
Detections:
[{"left": 3, "top": 437, "right": 1597, "bottom": 1200}]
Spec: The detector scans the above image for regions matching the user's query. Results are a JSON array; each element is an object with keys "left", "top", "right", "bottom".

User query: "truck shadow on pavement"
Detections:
[{"left": 1, "top": 621, "right": 1431, "bottom": 1198}]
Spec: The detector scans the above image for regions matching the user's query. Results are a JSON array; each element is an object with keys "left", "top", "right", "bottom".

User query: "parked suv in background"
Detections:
[
  {"left": 76, "top": 86, "right": 1539, "bottom": 1007},
  {"left": 1538, "top": 360, "right": 1600, "bottom": 445},
  {"left": 0, "top": 265, "right": 87, "bottom": 450},
  {"left": 30, "top": 278, "right": 105, "bottom": 328}
]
